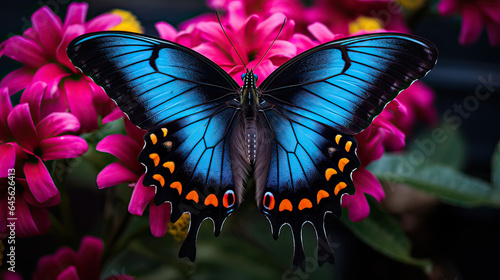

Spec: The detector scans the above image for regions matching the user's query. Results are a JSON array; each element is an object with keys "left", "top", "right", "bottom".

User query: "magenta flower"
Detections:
[
  {"left": 33, "top": 236, "right": 101, "bottom": 280},
  {"left": 0, "top": 3, "right": 123, "bottom": 132},
  {"left": 171, "top": 1, "right": 298, "bottom": 85},
  {"left": 208, "top": 0, "right": 409, "bottom": 35},
  {"left": 96, "top": 117, "right": 171, "bottom": 237},
  {"left": 439, "top": 0, "right": 500, "bottom": 45},
  {"left": 0, "top": 86, "right": 87, "bottom": 237}
]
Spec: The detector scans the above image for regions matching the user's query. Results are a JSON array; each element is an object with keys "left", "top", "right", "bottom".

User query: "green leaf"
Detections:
[
  {"left": 341, "top": 199, "right": 431, "bottom": 269},
  {"left": 407, "top": 123, "right": 466, "bottom": 169},
  {"left": 369, "top": 154, "right": 500, "bottom": 207},
  {"left": 492, "top": 141, "right": 500, "bottom": 190}
]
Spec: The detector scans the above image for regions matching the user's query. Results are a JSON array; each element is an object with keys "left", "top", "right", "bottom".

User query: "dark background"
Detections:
[{"left": 1, "top": 0, "right": 500, "bottom": 279}]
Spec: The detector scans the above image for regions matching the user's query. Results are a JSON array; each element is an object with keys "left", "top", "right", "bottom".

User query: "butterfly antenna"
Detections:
[
  {"left": 254, "top": 17, "right": 287, "bottom": 70},
  {"left": 216, "top": 12, "right": 247, "bottom": 70}
]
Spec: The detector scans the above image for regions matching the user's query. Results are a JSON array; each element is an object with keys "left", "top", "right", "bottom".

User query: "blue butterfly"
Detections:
[{"left": 67, "top": 30, "right": 437, "bottom": 269}]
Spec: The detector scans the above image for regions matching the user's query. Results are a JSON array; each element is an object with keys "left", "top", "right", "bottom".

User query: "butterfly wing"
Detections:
[
  {"left": 67, "top": 31, "right": 242, "bottom": 260},
  {"left": 257, "top": 33, "right": 438, "bottom": 268}
]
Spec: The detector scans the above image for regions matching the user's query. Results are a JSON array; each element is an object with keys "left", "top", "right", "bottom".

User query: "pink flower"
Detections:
[
  {"left": 96, "top": 117, "right": 171, "bottom": 237},
  {"left": 169, "top": 1, "right": 298, "bottom": 85},
  {"left": 439, "top": 0, "right": 500, "bottom": 45},
  {"left": 0, "top": 86, "right": 87, "bottom": 237},
  {"left": 208, "top": 0, "right": 409, "bottom": 35},
  {"left": 0, "top": 3, "right": 123, "bottom": 132},
  {"left": 32, "top": 236, "right": 135, "bottom": 280}
]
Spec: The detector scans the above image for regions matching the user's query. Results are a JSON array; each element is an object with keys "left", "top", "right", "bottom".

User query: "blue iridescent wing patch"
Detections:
[{"left": 257, "top": 33, "right": 438, "bottom": 268}]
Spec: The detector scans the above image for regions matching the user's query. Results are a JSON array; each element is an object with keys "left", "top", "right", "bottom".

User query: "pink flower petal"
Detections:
[
  {"left": 124, "top": 117, "right": 147, "bottom": 146},
  {"left": 256, "top": 13, "right": 288, "bottom": 42},
  {"left": 24, "top": 157, "right": 59, "bottom": 203},
  {"left": 33, "top": 255, "right": 61, "bottom": 280},
  {"left": 56, "top": 266, "right": 79, "bottom": 280},
  {"left": 0, "top": 67, "right": 34, "bottom": 95},
  {"left": 36, "top": 112, "right": 80, "bottom": 140},
  {"left": 149, "top": 201, "right": 171, "bottom": 237},
  {"left": 97, "top": 134, "right": 143, "bottom": 168},
  {"left": 85, "top": 14, "right": 122, "bottom": 32},
  {"left": 476, "top": 0, "right": 500, "bottom": 22},
  {"left": 40, "top": 135, "right": 88, "bottom": 161},
  {"left": 20, "top": 82, "right": 47, "bottom": 123},
  {"left": 342, "top": 168, "right": 384, "bottom": 221},
  {"left": 0, "top": 87, "right": 13, "bottom": 140},
  {"left": 128, "top": 175, "right": 155, "bottom": 215},
  {"left": 7, "top": 103, "right": 38, "bottom": 152},
  {"left": 485, "top": 20, "right": 500, "bottom": 46},
  {"left": 156, "top": 22, "right": 178, "bottom": 41},
  {"left": 97, "top": 162, "right": 141, "bottom": 189},
  {"left": 307, "top": 22, "right": 337, "bottom": 43},
  {"left": 57, "top": 25, "right": 85, "bottom": 72},
  {"left": 15, "top": 196, "right": 50, "bottom": 238},
  {"left": 0, "top": 36, "right": 48, "bottom": 67},
  {"left": 75, "top": 236, "right": 103, "bottom": 280},
  {"left": 23, "top": 180, "right": 61, "bottom": 207},
  {"left": 89, "top": 81, "right": 108, "bottom": 104},
  {"left": 63, "top": 2, "right": 88, "bottom": 29},
  {"left": 54, "top": 247, "right": 77, "bottom": 268},
  {"left": 101, "top": 105, "right": 123, "bottom": 125},
  {"left": 266, "top": 40, "right": 297, "bottom": 60},
  {"left": 64, "top": 78, "right": 98, "bottom": 132},
  {"left": 438, "top": 0, "right": 458, "bottom": 15},
  {"left": 31, "top": 6, "right": 63, "bottom": 55},
  {"left": 0, "top": 144, "right": 15, "bottom": 177},
  {"left": 459, "top": 4, "right": 484, "bottom": 45},
  {"left": 32, "top": 63, "right": 71, "bottom": 95}
]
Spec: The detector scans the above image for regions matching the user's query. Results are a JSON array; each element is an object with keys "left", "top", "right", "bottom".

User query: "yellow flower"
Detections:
[
  {"left": 109, "top": 9, "right": 143, "bottom": 33},
  {"left": 349, "top": 16, "right": 383, "bottom": 34},
  {"left": 168, "top": 213, "right": 190, "bottom": 242}
]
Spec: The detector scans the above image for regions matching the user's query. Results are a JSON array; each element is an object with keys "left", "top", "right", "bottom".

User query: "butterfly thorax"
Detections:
[{"left": 240, "top": 70, "right": 260, "bottom": 164}]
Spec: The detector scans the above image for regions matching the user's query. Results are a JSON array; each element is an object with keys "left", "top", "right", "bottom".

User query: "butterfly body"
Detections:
[{"left": 67, "top": 31, "right": 438, "bottom": 269}]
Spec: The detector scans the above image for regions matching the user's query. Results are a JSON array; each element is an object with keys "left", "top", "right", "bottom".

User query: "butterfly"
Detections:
[{"left": 67, "top": 29, "right": 437, "bottom": 269}]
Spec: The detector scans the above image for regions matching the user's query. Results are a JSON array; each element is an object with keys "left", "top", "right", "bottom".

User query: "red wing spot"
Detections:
[
  {"left": 263, "top": 192, "right": 275, "bottom": 210},
  {"left": 223, "top": 190, "right": 235, "bottom": 208}
]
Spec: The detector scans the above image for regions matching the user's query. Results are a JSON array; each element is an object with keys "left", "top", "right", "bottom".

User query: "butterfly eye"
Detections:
[
  {"left": 241, "top": 73, "right": 247, "bottom": 81},
  {"left": 263, "top": 192, "right": 275, "bottom": 211},
  {"left": 253, "top": 74, "right": 258, "bottom": 81},
  {"left": 223, "top": 190, "right": 235, "bottom": 208}
]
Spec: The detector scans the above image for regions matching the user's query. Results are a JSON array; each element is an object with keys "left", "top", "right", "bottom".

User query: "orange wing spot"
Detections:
[
  {"left": 345, "top": 141, "right": 352, "bottom": 152},
  {"left": 152, "top": 174, "right": 165, "bottom": 187},
  {"left": 335, "top": 134, "right": 342, "bottom": 144},
  {"left": 186, "top": 190, "right": 199, "bottom": 203},
  {"left": 298, "top": 198, "right": 313, "bottom": 210},
  {"left": 325, "top": 168, "right": 337, "bottom": 181},
  {"left": 317, "top": 190, "right": 330, "bottom": 204},
  {"left": 338, "top": 158, "right": 349, "bottom": 172},
  {"left": 334, "top": 182, "right": 347, "bottom": 195},
  {"left": 204, "top": 194, "right": 219, "bottom": 207},
  {"left": 169, "top": 181, "right": 182, "bottom": 195},
  {"left": 161, "top": 127, "right": 168, "bottom": 137},
  {"left": 149, "top": 153, "right": 160, "bottom": 167},
  {"left": 150, "top": 133, "right": 158, "bottom": 145},
  {"left": 279, "top": 199, "right": 293, "bottom": 212},
  {"left": 163, "top": 161, "right": 175, "bottom": 173}
]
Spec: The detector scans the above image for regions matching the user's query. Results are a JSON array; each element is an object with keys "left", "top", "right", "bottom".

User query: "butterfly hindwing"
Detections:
[
  {"left": 67, "top": 31, "right": 243, "bottom": 260},
  {"left": 257, "top": 33, "right": 438, "bottom": 268}
]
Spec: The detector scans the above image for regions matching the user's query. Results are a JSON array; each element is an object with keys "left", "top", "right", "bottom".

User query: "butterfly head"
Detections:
[{"left": 240, "top": 69, "right": 260, "bottom": 106}]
